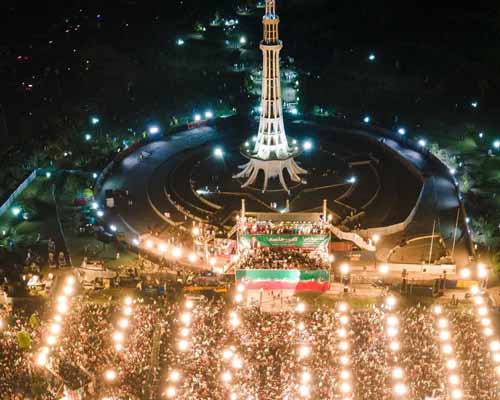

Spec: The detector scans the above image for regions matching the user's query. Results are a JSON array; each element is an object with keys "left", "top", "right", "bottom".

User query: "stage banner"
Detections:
[
  {"left": 235, "top": 269, "right": 330, "bottom": 292},
  {"left": 238, "top": 234, "right": 330, "bottom": 249}
]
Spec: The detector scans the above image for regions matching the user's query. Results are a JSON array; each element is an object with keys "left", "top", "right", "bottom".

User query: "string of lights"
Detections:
[
  {"left": 470, "top": 286, "right": 500, "bottom": 379},
  {"left": 383, "top": 295, "right": 408, "bottom": 398},
  {"left": 337, "top": 302, "right": 352, "bottom": 400},
  {"left": 432, "top": 305, "right": 464, "bottom": 400},
  {"left": 35, "top": 275, "right": 77, "bottom": 369}
]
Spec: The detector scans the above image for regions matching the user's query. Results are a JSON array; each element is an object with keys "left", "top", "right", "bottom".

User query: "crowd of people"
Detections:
[
  {"left": 241, "top": 219, "right": 328, "bottom": 235},
  {"left": 0, "top": 309, "right": 44, "bottom": 400},
  {"left": 399, "top": 306, "right": 445, "bottom": 399},
  {"left": 237, "top": 247, "right": 328, "bottom": 270},
  {"left": 59, "top": 298, "right": 170, "bottom": 400},
  {"left": 3, "top": 288, "right": 500, "bottom": 399},
  {"left": 452, "top": 310, "right": 500, "bottom": 399},
  {"left": 159, "top": 300, "right": 500, "bottom": 400}
]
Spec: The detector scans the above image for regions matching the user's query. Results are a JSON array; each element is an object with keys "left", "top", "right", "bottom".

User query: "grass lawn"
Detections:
[{"left": 0, "top": 177, "right": 60, "bottom": 261}]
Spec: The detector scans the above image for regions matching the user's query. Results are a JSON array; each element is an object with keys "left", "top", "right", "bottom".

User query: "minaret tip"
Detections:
[{"left": 265, "top": 0, "right": 276, "bottom": 15}]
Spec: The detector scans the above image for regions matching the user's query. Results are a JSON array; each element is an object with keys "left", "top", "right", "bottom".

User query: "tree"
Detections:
[
  {"left": 471, "top": 217, "right": 500, "bottom": 248},
  {"left": 429, "top": 143, "right": 458, "bottom": 171},
  {"left": 459, "top": 171, "right": 474, "bottom": 193}
]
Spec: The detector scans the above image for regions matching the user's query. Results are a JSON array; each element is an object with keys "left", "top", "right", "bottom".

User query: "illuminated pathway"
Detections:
[
  {"left": 35, "top": 275, "right": 77, "bottom": 369},
  {"left": 432, "top": 305, "right": 464, "bottom": 400},
  {"left": 164, "top": 300, "right": 191, "bottom": 398},
  {"left": 219, "top": 285, "right": 248, "bottom": 399},
  {"left": 383, "top": 295, "right": 408, "bottom": 399},
  {"left": 336, "top": 302, "right": 353, "bottom": 399}
]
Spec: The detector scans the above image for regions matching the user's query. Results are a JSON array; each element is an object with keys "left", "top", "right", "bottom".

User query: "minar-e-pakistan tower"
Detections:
[{"left": 234, "top": 0, "right": 307, "bottom": 193}]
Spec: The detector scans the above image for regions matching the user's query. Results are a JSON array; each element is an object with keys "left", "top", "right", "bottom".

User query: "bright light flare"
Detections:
[
  {"left": 221, "top": 371, "right": 232, "bottom": 383},
  {"left": 36, "top": 352, "right": 48, "bottom": 367},
  {"left": 299, "top": 385, "right": 310, "bottom": 397},
  {"left": 158, "top": 243, "right": 168, "bottom": 253},
  {"left": 180, "top": 312, "right": 192, "bottom": 325},
  {"left": 214, "top": 147, "right": 224, "bottom": 158},
  {"left": 172, "top": 247, "right": 182, "bottom": 258},
  {"left": 113, "top": 331, "right": 124, "bottom": 343},
  {"left": 378, "top": 264, "right": 389, "bottom": 274},
  {"left": 298, "top": 345, "right": 311, "bottom": 359},
  {"left": 394, "top": 383, "right": 407, "bottom": 396},
  {"left": 169, "top": 370, "right": 181, "bottom": 382},
  {"left": 340, "top": 370, "right": 350, "bottom": 380},
  {"left": 231, "top": 356, "right": 243, "bottom": 369},
  {"left": 229, "top": 316, "right": 241, "bottom": 328},
  {"left": 340, "top": 382, "right": 351, "bottom": 394},
  {"left": 459, "top": 268, "right": 471, "bottom": 279},
  {"left": 442, "top": 344, "right": 453, "bottom": 355},
  {"left": 446, "top": 359, "right": 457, "bottom": 370},
  {"left": 104, "top": 369, "right": 117, "bottom": 381},
  {"left": 178, "top": 339, "right": 189, "bottom": 351},
  {"left": 385, "top": 296, "right": 397, "bottom": 308},
  {"left": 301, "top": 370, "right": 312, "bottom": 383},
  {"left": 118, "top": 318, "right": 129, "bottom": 329},
  {"left": 392, "top": 367, "right": 403, "bottom": 379},
  {"left": 57, "top": 303, "right": 68, "bottom": 314},
  {"left": 236, "top": 283, "right": 245, "bottom": 293},
  {"left": 340, "top": 263, "right": 350, "bottom": 274},
  {"left": 50, "top": 323, "right": 61, "bottom": 335},
  {"left": 123, "top": 306, "right": 133, "bottom": 316},
  {"left": 389, "top": 341, "right": 401, "bottom": 352},
  {"left": 449, "top": 374, "right": 460, "bottom": 386},
  {"left": 387, "top": 326, "right": 398, "bottom": 338},
  {"left": 63, "top": 286, "right": 73, "bottom": 295},
  {"left": 490, "top": 340, "right": 500, "bottom": 352}
]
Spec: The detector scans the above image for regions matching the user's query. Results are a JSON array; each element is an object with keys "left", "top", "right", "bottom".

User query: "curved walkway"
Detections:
[{"left": 97, "top": 116, "right": 474, "bottom": 269}]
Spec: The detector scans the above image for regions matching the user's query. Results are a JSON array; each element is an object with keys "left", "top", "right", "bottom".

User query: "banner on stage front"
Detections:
[{"left": 238, "top": 234, "right": 330, "bottom": 249}]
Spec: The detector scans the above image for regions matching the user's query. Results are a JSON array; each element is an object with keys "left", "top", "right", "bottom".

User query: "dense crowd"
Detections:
[
  {"left": 452, "top": 310, "right": 500, "bottom": 399},
  {"left": 162, "top": 301, "right": 500, "bottom": 400},
  {"left": 399, "top": 306, "right": 445, "bottom": 399},
  {"left": 237, "top": 247, "right": 327, "bottom": 270},
  {"left": 3, "top": 292, "right": 500, "bottom": 399},
  {"left": 64, "top": 299, "right": 170, "bottom": 400},
  {"left": 0, "top": 309, "right": 44, "bottom": 400},
  {"left": 242, "top": 219, "right": 327, "bottom": 235}
]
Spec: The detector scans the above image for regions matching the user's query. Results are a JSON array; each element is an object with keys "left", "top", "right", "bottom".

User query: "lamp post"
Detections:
[{"left": 340, "top": 263, "right": 350, "bottom": 295}]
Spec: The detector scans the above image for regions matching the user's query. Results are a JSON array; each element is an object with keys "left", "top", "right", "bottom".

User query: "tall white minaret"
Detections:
[
  {"left": 234, "top": 0, "right": 306, "bottom": 193},
  {"left": 254, "top": 0, "right": 288, "bottom": 159}
]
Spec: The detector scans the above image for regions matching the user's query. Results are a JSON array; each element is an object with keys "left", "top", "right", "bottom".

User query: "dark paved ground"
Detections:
[{"left": 97, "top": 116, "right": 474, "bottom": 269}]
